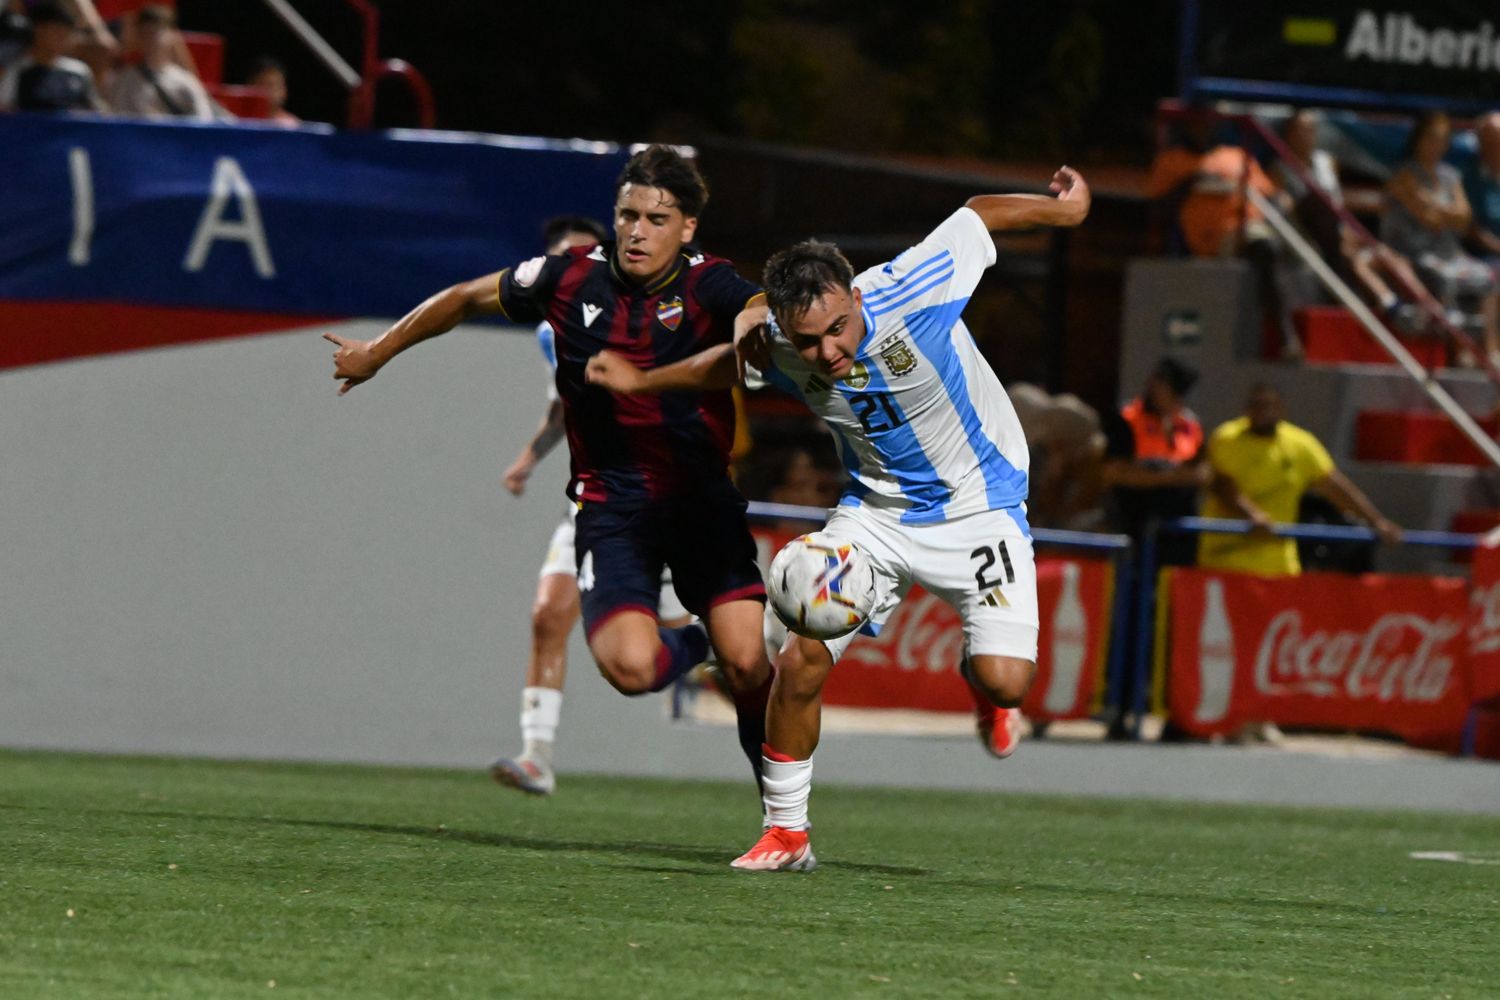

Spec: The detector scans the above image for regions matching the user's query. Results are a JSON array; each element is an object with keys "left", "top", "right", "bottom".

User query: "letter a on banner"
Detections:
[{"left": 183, "top": 157, "right": 276, "bottom": 278}]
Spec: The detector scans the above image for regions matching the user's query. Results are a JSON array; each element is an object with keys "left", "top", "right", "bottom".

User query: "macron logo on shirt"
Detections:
[{"left": 582, "top": 303, "right": 603, "bottom": 327}]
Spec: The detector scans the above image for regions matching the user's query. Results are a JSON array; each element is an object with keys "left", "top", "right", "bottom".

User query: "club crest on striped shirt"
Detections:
[
  {"left": 656, "top": 296, "right": 685, "bottom": 331},
  {"left": 842, "top": 361, "right": 870, "bottom": 389},
  {"left": 879, "top": 339, "right": 919, "bottom": 377}
]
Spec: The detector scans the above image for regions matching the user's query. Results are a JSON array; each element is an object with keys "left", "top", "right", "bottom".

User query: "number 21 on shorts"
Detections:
[{"left": 970, "top": 540, "right": 1015, "bottom": 590}]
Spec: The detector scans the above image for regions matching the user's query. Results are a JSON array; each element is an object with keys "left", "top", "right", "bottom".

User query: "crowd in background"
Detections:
[
  {"left": 1148, "top": 104, "right": 1500, "bottom": 367},
  {"left": 0, "top": 0, "right": 297, "bottom": 124}
]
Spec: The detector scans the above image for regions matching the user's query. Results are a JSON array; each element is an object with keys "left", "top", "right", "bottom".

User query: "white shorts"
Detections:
[
  {"left": 538, "top": 514, "right": 689, "bottom": 621},
  {"left": 816, "top": 504, "right": 1039, "bottom": 664}
]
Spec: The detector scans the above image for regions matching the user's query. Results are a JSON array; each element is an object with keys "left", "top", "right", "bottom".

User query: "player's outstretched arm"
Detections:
[
  {"left": 325, "top": 270, "right": 505, "bottom": 395},
  {"left": 502, "top": 399, "right": 566, "bottom": 496},
  {"left": 585, "top": 344, "right": 739, "bottom": 395},
  {"left": 965, "top": 166, "right": 1091, "bottom": 232}
]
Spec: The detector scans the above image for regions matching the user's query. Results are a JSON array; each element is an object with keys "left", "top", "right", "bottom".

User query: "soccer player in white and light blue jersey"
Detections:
[{"left": 584, "top": 166, "right": 1091, "bottom": 870}]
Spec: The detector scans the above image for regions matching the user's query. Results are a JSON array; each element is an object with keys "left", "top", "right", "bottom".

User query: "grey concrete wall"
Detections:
[{"left": 0, "top": 322, "right": 679, "bottom": 771}]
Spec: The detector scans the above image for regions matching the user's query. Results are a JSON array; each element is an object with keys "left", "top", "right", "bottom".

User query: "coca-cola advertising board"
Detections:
[
  {"left": 752, "top": 529, "right": 1113, "bottom": 720},
  {"left": 1469, "top": 544, "right": 1500, "bottom": 705},
  {"left": 1165, "top": 568, "right": 1470, "bottom": 742}
]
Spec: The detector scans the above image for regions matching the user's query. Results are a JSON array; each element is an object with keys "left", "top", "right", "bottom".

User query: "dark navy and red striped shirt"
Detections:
[{"left": 497, "top": 242, "right": 761, "bottom": 506}]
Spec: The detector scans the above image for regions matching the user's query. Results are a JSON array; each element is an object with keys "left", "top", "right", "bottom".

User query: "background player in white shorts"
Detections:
[
  {"left": 489, "top": 216, "right": 690, "bottom": 796},
  {"left": 584, "top": 166, "right": 1091, "bottom": 869}
]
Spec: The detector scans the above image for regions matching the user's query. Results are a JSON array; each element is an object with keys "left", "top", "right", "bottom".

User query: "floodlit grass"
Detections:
[{"left": 2, "top": 749, "right": 1497, "bottom": 998}]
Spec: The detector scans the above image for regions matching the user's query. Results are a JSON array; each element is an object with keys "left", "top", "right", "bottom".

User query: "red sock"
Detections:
[{"left": 762, "top": 742, "right": 798, "bottom": 763}]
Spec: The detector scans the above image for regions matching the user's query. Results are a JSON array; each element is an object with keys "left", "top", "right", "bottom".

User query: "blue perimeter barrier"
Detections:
[{"left": 744, "top": 501, "right": 1135, "bottom": 720}]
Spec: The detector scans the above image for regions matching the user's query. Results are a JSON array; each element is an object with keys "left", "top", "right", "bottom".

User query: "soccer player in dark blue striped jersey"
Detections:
[{"left": 326, "top": 146, "right": 775, "bottom": 791}]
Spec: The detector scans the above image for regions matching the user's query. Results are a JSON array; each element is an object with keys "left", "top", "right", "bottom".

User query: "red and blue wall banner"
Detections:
[{"left": 0, "top": 116, "right": 630, "bottom": 368}]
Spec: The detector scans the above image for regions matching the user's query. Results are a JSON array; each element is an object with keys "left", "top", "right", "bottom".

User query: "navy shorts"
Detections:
[{"left": 572, "top": 484, "right": 766, "bottom": 638}]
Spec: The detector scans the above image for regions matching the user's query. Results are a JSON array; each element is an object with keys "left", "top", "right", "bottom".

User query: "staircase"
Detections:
[{"left": 1121, "top": 259, "right": 1499, "bottom": 574}]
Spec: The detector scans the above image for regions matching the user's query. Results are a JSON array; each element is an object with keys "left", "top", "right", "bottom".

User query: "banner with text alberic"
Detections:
[{"left": 1184, "top": 0, "right": 1500, "bottom": 112}]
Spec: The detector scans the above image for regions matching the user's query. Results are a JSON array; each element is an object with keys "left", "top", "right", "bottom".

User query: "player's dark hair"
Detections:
[
  {"left": 615, "top": 145, "right": 708, "bottom": 218},
  {"left": 541, "top": 214, "right": 608, "bottom": 249},
  {"left": 763, "top": 240, "right": 856, "bottom": 322}
]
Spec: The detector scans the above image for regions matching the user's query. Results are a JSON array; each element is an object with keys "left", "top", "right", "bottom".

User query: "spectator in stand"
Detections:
[
  {"left": 246, "top": 55, "right": 298, "bottom": 126},
  {"left": 1147, "top": 105, "right": 1301, "bottom": 359},
  {"left": 1099, "top": 358, "right": 1207, "bottom": 740},
  {"left": 56, "top": 0, "right": 117, "bottom": 84},
  {"left": 1381, "top": 110, "right": 1500, "bottom": 365},
  {"left": 0, "top": 4, "right": 30, "bottom": 73},
  {"left": 1464, "top": 112, "right": 1500, "bottom": 271},
  {"left": 1103, "top": 357, "right": 1207, "bottom": 564},
  {"left": 109, "top": 3, "right": 214, "bottom": 121},
  {"left": 1198, "top": 383, "right": 1401, "bottom": 744},
  {"left": 1275, "top": 108, "right": 1436, "bottom": 327},
  {"left": 0, "top": 2, "right": 106, "bottom": 112},
  {"left": 112, "top": 1, "right": 199, "bottom": 79},
  {"left": 1200, "top": 383, "right": 1400, "bottom": 576}
]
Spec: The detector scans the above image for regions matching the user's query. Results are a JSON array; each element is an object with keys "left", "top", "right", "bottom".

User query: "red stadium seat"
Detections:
[
  {"left": 208, "top": 84, "right": 272, "bottom": 120},
  {"left": 94, "top": 0, "right": 175, "bottom": 19},
  {"left": 1294, "top": 306, "right": 1446, "bottom": 369},
  {"left": 1354, "top": 409, "right": 1498, "bottom": 466},
  {"left": 180, "top": 30, "right": 223, "bottom": 86}
]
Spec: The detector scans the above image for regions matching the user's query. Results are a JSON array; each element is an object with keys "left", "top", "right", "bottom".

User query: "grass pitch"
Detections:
[{"left": 2, "top": 749, "right": 1497, "bottom": 999}]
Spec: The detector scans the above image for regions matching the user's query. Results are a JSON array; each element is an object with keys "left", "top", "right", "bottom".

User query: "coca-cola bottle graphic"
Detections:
[
  {"left": 1195, "top": 578, "right": 1234, "bottom": 723},
  {"left": 1043, "top": 562, "right": 1087, "bottom": 714}
]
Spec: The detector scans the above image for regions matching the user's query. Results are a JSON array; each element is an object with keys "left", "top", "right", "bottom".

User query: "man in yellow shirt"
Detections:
[{"left": 1199, "top": 384, "right": 1401, "bottom": 575}]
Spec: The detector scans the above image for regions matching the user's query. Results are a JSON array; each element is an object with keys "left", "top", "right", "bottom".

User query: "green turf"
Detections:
[{"left": 2, "top": 750, "right": 1497, "bottom": 999}]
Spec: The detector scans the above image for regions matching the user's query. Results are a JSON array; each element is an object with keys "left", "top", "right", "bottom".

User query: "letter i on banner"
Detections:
[{"left": 68, "top": 147, "right": 93, "bottom": 267}]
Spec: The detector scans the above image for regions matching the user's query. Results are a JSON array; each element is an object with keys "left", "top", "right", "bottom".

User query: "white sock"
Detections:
[
  {"left": 762, "top": 753, "right": 814, "bottom": 831},
  {"left": 520, "top": 686, "right": 562, "bottom": 751}
]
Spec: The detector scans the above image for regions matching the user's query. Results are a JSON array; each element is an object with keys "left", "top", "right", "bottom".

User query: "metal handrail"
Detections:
[
  {"left": 254, "top": 0, "right": 435, "bottom": 129},
  {"left": 1168, "top": 515, "right": 1478, "bottom": 548},
  {"left": 1246, "top": 182, "right": 1500, "bottom": 469},
  {"left": 1155, "top": 101, "right": 1492, "bottom": 378}
]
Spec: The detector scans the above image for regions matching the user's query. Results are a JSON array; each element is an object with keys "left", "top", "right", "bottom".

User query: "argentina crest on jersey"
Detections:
[{"left": 875, "top": 333, "right": 919, "bottom": 378}]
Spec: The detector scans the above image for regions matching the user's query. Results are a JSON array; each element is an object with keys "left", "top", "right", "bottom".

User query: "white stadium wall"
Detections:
[{"left": 0, "top": 323, "right": 750, "bottom": 779}]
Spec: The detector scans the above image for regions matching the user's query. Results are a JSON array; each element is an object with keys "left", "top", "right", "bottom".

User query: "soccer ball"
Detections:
[{"left": 767, "top": 533, "right": 876, "bottom": 640}]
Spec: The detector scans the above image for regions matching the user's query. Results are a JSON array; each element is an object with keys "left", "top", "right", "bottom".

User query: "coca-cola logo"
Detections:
[
  {"left": 1469, "top": 580, "right": 1500, "bottom": 655},
  {"left": 1252, "top": 609, "right": 1461, "bottom": 703},
  {"left": 843, "top": 592, "right": 965, "bottom": 674}
]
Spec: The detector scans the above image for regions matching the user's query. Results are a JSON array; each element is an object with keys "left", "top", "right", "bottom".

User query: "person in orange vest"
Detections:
[
  {"left": 1103, "top": 357, "right": 1208, "bottom": 557},
  {"left": 1101, "top": 357, "right": 1208, "bottom": 740}
]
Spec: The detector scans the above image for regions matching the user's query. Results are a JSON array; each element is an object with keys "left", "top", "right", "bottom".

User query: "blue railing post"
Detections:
[
  {"left": 1104, "top": 546, "right": 1135, "bottom": 726},
  {"left": 1129, "top": 522, "right": 1160, "bottom": 739}
]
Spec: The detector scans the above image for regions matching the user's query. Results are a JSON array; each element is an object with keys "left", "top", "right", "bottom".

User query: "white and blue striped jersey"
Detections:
[
  {"left": 537, "top": 320, "right": 560, "bottom": 401},
  {"left": 757, "top": 207, "right": 1029, "bottom": 527}
]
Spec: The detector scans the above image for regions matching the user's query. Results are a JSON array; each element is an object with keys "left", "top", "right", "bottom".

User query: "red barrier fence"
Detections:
[{"left": 1162, "top": 568, "right": 1471, "bottom": 748}]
